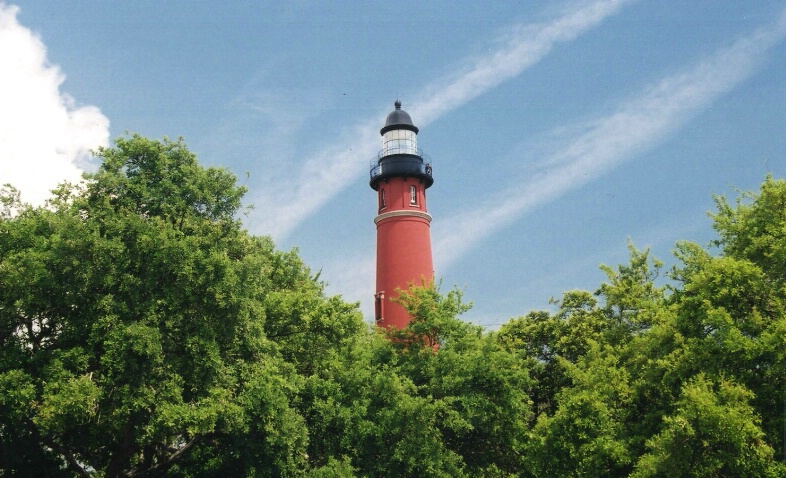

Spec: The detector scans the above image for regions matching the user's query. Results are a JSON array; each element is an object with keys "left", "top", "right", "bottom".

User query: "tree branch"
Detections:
[
  {"left": 123, "top": 433, "right": 208, "bottom": 477},
  {"left": 44, "top": 438, "right": 92, "bottom": 478}
]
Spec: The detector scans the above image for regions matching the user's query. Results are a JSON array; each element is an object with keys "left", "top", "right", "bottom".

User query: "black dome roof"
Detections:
[{"left": 380, "top": 100, "right": 419, "bottom": 135}]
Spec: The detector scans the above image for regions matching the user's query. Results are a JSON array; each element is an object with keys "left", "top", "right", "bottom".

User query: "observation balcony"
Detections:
[{"left": 369, "top": 148, "right": 433, "bottom": 190}]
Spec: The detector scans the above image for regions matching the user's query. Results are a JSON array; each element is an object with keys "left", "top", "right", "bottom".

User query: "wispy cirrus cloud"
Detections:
[
  {"left": 0, "top": 3, "right": 110, "bottom": 206},
  {"left": 432, "top": 8, "right": 786, "bottom": 269},
  {"left": 410, "top": 0, "right": 633, "bottom": 125},
  {"left": 251, "top": 0, "right": 632, "bottom": 240}
]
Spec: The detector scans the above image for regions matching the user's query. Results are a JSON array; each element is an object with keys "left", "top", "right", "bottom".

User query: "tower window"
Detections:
[
  {"left": 410, "top": 185, "right": 417, "bottom": 205},
  {"left": 375, "top": 292, "right": 384, "bottom": 322},
  {"left": 380, "top": 189, "right": 386, "bottom": 209}
]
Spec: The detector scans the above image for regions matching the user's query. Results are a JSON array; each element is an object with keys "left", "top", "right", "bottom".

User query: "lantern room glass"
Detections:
[{"left": 382, "top": 129, "right": 418, "bottom": 156}]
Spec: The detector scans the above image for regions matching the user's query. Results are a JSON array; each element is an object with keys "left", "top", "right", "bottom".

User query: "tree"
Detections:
[
  {"left": 0, "top": 135, "right": 364, "bottom": 477},
  {"left": 631, "top": 375, "right": 783, "bottom": 477},
  {"left": 386, "top": 280, "right": 473, "bottom": 350},
  {"left": 665, "top": 177, "right": 786, "bottom": 463},
  {"left": 300, "top": 282, "right": 533, "bottom": 477},
  {"left": 498, "top": 176, "right": 786, "bottom": 475},
  {"left": 597, "top": 243, "right": 666, "bottom": 340},
  {"left": 711, "top": 175, "right": 786, "bottom": 282},
  {"left": 622, "top": 177, "right": 786, "bottom": 471},
  {"left": 525, "top": 344, "right": 633, "bottom": 477}
]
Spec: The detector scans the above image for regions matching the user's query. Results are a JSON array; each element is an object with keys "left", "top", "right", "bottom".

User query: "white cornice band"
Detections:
[{"left": 374, "top": 210, "right": 433, "bottom": 225}]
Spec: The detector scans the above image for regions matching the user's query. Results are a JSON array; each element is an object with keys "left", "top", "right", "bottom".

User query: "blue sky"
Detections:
[{"left": 2, "top": 0, "right": 785, "bottom": 326}]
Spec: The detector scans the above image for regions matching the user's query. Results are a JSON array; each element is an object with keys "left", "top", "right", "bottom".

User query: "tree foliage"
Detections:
[
  {"left": 501, "top": 177, "right": 786, "bottom": 476},
  {"left": 0, "top": 135, "right": 362, "bottom": 477},
  {"left": 1, "top": 137, "right": 784, "bottom": 476}
]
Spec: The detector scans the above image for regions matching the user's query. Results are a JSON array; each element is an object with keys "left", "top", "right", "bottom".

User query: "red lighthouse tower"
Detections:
[{"left": 370, "top": 101, "right": 434, "bottom": 329}]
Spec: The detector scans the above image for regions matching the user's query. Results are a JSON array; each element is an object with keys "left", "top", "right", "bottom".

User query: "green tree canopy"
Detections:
[
  {"left": 1, "top": 136, "right": 784, "bottom": 477},
  {"left": 0, "top": 135, "right": 364, "bottom": 477},
  {"left": 498, "top": 177, "right": 786, "bottom": 476}
]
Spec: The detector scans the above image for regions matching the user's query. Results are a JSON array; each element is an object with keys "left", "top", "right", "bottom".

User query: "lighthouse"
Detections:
[{"left": 370, "top": 101, "right": 434, "bottom": 329}]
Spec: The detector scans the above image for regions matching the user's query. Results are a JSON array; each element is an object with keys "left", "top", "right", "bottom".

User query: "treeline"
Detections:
[{"left": 1, "top": 135, "right": 784, "bottom": 477}]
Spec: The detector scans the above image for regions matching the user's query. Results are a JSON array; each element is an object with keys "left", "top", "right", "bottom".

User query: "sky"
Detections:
[{"left": 2, "top": 0, "right": 785, "bottom": 327}]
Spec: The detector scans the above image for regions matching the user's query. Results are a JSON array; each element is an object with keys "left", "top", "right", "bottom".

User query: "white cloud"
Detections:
[
  {"left": 433, "top": 9, "right": 786, "bottom": 269},
  {"left": 0, "top": 3, "right": 110, "bottom": 206},
  {"left": 251, "top": 0, "right": 631, "bottom": 241}
]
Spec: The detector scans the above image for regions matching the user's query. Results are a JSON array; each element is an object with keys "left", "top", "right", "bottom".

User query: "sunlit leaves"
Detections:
[
  {"left": 712, "top": 175, "right": 786, "bottom": 281},
  {"left": 526, "top": 345, "right": 633, "bottom": 477},
  {"left": 86, "top": 134, "right": 247, "bottom": 225},
  {"left": 631, "top": 375, "right": 784, "bottom": 478}
]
